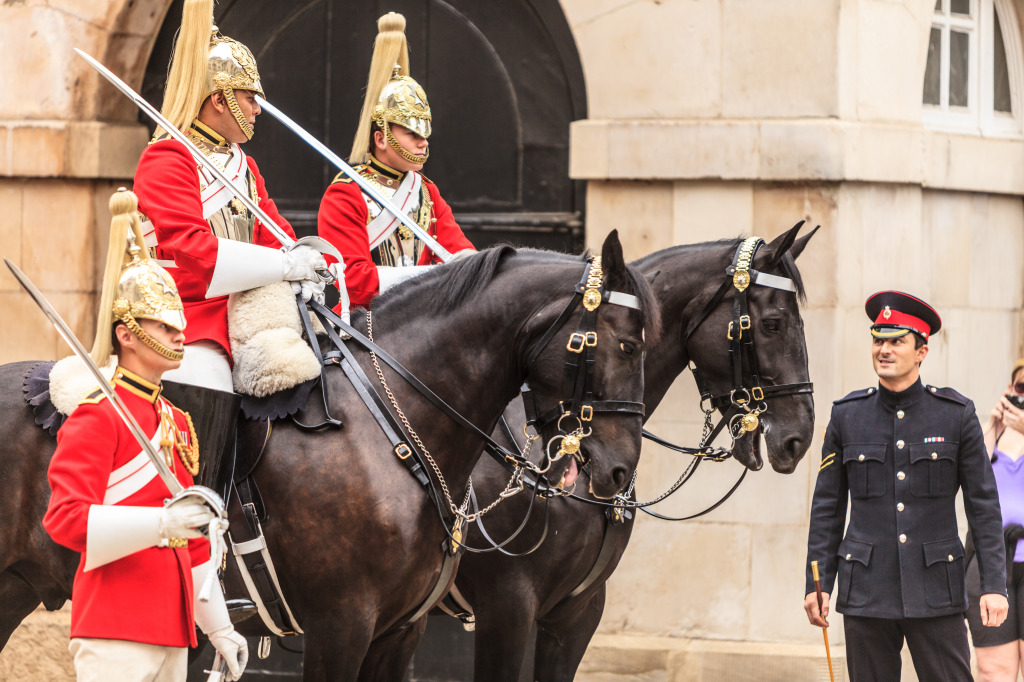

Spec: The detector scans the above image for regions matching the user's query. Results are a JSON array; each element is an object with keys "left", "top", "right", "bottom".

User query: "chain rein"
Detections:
[{"left": 366, "top": 311, "right": 530, "bottom": 523}]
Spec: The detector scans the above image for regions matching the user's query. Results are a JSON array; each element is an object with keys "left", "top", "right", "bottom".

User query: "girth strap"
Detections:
[{"left": 567, "top": 505, "right": 633, "bottom": 599}]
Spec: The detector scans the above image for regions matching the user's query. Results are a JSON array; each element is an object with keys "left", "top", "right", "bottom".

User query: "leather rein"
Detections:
[{"left": 295, "top": 255, "right": 645, "bottom": 553}]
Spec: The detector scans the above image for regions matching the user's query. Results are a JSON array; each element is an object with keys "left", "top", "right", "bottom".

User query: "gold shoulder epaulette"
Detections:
[
  {"left": 332, "top": 165, "right": 369, "bottom": 185},
  {"left": 78, "top": 388, "right": 107, "bottom": 406},
  {"left": 148, "top": 131, "right": 173, "bottom": 146}
]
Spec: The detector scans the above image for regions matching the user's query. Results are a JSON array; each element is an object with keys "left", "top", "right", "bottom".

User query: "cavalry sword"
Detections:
[
  {"left": 73, "top": 49, "right": 344, "bottom": 272},
  {"left": 255, "top": 95, "right": 454, "bottom": 263},
  {"left": 5, "top": 258, "right": 184, "bottom": 496},
  {"left": 810, "top": 561, "right": 836, "bottom": 682}
]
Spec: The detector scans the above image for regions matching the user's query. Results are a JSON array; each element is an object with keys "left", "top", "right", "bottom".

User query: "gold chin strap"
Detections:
[
  {"left": 114, "top": 307, "right": 186, "bottom": 362},
  {"left": 223, "top": 88, "right": 254, "bottom": 140},
  {"left": 381, "top": 119, "right": 428, "bottom": 165}
]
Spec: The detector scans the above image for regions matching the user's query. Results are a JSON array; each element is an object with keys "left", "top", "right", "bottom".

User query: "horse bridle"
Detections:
[
  {"left": 676, "top": 235, "right": 814, "bottom": 459},
  {"left": 521, "top": 255, "right": 646, "bottom": 442},
  {"left": 297, "top": 255, "right": 645, "bottom": 552}
]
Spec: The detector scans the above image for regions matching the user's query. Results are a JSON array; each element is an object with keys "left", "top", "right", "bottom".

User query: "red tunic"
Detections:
[
  {"left": 317, "top": 170, "right": 474, "bottom": 308},
  {"left": 43, "top": 369, "right": 210, "bottom": 647},
  {"left": 133, "top": 139, "right": 297, "bottom": 358}
]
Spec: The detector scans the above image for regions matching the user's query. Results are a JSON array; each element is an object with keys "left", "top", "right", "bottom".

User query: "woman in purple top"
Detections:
[{"left": 967, "top": 358, "right": 1024, "bottom": 681}]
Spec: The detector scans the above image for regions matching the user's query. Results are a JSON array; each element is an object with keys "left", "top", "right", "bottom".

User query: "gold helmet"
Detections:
[
  {"left": 159, "top": 0, "right": 264, "bottom": 141},
  {"left": 90, "top": 189, "right": 186, "bottom": 366},
  {"left": 349, "top": 13, "right": 432, "bottom": 166}
]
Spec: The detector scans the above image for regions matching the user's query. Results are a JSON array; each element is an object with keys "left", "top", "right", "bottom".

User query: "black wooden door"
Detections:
[
  {"left": 145, "top": 2, "right": 586, "bottom": 679},
  {"left": 142, "top": 0, "right": 587, "bottom": 253}
]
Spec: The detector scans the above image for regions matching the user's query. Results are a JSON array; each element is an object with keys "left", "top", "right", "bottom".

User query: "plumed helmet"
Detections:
[
  {"left": 349, "top": 13, "right": 432, "bottom": 165},
  {"left": 90, "top": 189, "right": 185, "bottom": 366},
  {"left": 207, "top": 34, "right": 264, "bottom": 99},
  {"left": 373, "top": 70, "right": 432, "bottom": 140},
  {"left": 159, "top": 0, "right": 264, "bottom": 140},
  {"left": 113, "top": 259, "right": 186, "bottom": 333}
]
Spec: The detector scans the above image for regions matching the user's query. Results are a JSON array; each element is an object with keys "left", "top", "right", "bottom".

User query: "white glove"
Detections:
[
  {"left": 290, "top": 278, "right": 326, "bottom": 304},
  {"left": 193, "top": 560, "right": 248, "bottom": 679},
  {"left": 282, "top": 245, "right": 328, "bottom": 282},
  {"left": 160, "top": 499, "right": 215, "bottom": 539},
  {"left": 376, "top": 264, "right": 432, "bottom": 292},
  {"left": 209, "top": 627, "right": 248, "bottom": 680}
]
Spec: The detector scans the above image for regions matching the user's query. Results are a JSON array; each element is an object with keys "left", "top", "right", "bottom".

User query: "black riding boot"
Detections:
[{"left": 161, "top": 381, "right": 241, "bottom": 499}]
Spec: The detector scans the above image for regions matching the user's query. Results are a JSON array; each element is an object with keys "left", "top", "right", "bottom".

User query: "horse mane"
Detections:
[
  {"left": 373, "top": 245, "right": 662, "bottom": 342},
  {"left": 373, "top": 244, "right": 518, "bottom": 316}
]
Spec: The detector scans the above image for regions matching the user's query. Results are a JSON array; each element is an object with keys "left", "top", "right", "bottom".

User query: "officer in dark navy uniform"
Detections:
[{"left": 803, "top": 291, "right": 1008, "bottom": 682}]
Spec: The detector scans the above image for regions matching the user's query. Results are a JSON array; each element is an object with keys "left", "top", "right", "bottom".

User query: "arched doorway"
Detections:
[{"left": 142, "top": 0, "right": 587, "bottom": 254}]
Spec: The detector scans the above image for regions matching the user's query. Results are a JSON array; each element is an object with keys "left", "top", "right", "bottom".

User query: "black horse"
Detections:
[
  {"left": 0, "top": 233, "right": 658, "bottom": 680},
  {"left": 383, "top": 224, "right": 818, "bottom": 680}
]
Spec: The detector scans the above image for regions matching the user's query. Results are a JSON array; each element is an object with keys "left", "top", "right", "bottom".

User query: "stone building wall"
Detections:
[{"left": 564, "top": 0, "right": 1024, "bottom": 679}]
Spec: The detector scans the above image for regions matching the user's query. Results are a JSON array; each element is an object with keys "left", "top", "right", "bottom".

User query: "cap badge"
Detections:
[{"left": 882, "top": 306, "right": 891, "bottom": 320}]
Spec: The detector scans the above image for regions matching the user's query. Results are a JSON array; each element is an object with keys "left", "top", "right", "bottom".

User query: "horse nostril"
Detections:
[
  {"left": 785, "top": 436, "right": 805, "bottom": 456},
  {"left": 611, "top": 466, "right": 629, "bottom": 492}
]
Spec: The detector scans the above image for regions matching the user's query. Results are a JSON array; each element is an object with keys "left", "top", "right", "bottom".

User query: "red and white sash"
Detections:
[
  {"left": 199, "top": 145, "right": 249, "bottom": 220},
  {"left": 102, "top": 400, "right": 178, "bottom": 505},
  {"left": 366, "top": 171, "right": 422, "bottom": 250}
]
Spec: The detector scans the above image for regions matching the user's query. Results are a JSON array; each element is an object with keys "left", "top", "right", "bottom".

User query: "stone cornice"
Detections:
[
  {"left": 0, "top": 120, "right": 147, "bottom": 180},
  {"left": 570, "top": 119, "right": 1024, "bottom": 196}
]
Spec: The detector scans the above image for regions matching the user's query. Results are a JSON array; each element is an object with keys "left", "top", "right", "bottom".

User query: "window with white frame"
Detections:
[{"left": 922, "top": 0, "right": 1023, "bottom": 136}]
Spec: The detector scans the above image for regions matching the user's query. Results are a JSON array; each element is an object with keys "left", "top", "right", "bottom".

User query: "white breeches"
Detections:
[
  {"left": 163, "top": 340, "right": 234, "bottom": 392},
  {"left": 70, "top": 637, "right": 187, "bottom": 682}
]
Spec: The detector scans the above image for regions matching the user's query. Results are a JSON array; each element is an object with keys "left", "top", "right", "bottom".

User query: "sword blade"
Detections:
[
  {"left": 5, "top": 258, "right": 183, "bottom": 496},
  {"left": 255, "top": 95, "right": 454, "bottom": 263},
  {"left": 73, "top": 49, "right": 343, "bottom": 268}
]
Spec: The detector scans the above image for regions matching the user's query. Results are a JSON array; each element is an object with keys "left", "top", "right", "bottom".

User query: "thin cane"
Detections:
[{"left": 811, "top": 561, "right": 836, "bottom": 682}]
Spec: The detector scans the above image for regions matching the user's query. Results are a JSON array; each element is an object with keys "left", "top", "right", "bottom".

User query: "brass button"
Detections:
[
  {"left": 897, "top": 471, "right": 906, "bottom": 480},
  {"left": 897, "top": 502, "right": 904, "bottom": 511},
  {"left": 846, "top": 553, "right": 852, "bottom": 560},
  {"left": 897, "top": 410, "right": 905, "bottom": 419},
  {"left": 930, "top": 387, "right": 937, "bottom": 393},
  {"left": 897, "top": 440, "right": 905, "bottom": 449},
  {"left": 931, "top": 452, "right": 938, "bottom": 460},
  {"left": 899, "top": 534, "right": 907, "bottom": 543},
  {"left": 858, "top": 454, "right": 865, "bottom": 461},
  {"left": 948, "top": 555, "right": 954, "bottom": 562}
]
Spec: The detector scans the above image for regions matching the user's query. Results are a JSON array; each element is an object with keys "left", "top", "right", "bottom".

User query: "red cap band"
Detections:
[{"left": 873, "top": 307, "right": 931, "bottom": 340}]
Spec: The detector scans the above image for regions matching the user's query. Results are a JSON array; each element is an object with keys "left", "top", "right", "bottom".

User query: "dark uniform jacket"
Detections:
[{"left": 805, "top": 378, "right": 1006, "bottom": 618}]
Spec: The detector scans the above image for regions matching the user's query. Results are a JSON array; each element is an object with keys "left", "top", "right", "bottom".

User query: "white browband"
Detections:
[
  {"left": 606, "top": 291, "right": 640, "bottom": 310},
  {"left": 752, "top": 271, "right": 796, "bottom": 293}
]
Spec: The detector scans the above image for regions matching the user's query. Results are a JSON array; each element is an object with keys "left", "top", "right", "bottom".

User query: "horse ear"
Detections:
[
  {"left": 600, "top": 229, "right": 628, "bottom": 289},
  {"left": 760, "top": 220, "right": 804, "bottom": 266},
  {"left": 788, "top": 224, "right": 820, "bottom": 261}
]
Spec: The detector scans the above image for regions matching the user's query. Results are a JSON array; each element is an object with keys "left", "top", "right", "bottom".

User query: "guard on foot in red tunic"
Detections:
[{"left": 43, "top": 190, "right": 248, "bottom": 682}]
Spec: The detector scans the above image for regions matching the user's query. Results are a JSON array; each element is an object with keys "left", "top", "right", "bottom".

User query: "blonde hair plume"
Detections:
[
  {"left": 157, "top": 0, "right": 214, "bottom": 137},
  {"left": 90, "top": 189, "right": 149, "bottom": 365},
  {"left": 349, "top": 12, "right": 410, "bottom": 164}
]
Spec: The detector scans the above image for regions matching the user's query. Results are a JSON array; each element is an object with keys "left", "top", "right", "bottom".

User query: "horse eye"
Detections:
[
  {"left": 619, "top": 341, "right": 635, "bottom": 356},
  {"left": 763, "top": 319, "right": 780, "bottom": 333}
]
